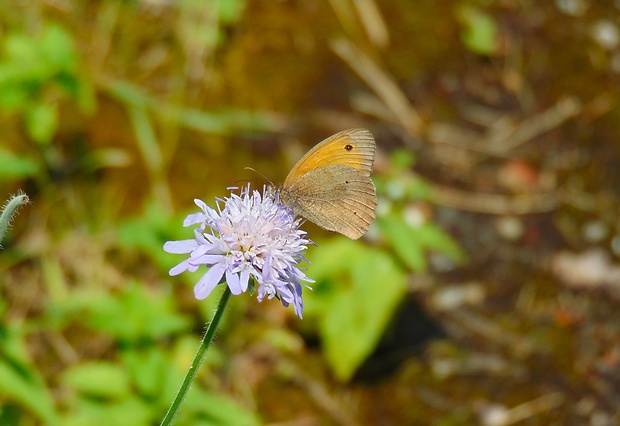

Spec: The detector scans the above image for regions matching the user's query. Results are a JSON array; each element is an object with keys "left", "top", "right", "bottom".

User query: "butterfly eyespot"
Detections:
[{"left": 344, "top": 144, "right": 353, "bottom": 151}]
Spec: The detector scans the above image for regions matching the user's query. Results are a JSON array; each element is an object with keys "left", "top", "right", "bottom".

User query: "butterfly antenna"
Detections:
[{"left": 244, "top": 167, "right": 275, "bottom": 187}]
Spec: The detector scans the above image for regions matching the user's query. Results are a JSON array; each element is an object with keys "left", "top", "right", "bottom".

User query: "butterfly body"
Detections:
[{"left": 279, "top": 128, "right": 377, "bottom": 240}]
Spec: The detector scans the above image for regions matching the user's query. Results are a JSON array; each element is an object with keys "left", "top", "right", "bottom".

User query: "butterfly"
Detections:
[{"left": 279, "top": 128, "right": 377, "bottom": 239}]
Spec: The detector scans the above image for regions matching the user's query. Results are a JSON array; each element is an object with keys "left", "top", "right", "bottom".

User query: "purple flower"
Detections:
[{"left": 164, "top": 185, "right": 313, "bottom": 318}]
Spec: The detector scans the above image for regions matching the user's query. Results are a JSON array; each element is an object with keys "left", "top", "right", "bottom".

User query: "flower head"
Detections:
[{"left": 164, "top": 185, "right": 313, "bottom": 318}]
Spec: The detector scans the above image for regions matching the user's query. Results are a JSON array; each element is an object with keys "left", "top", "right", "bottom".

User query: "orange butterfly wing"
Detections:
[{"left": 283, "top": 128, "right": 375, "bottom": 186}]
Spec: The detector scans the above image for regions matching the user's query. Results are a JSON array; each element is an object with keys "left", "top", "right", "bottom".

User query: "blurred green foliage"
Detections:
[
  {"left": 0, "top": 0, "right": 465, "bottom": 424},
  {"left": 305, "top": 239, "right": 407, "bottom": 381},
  {"left": 0, "top": 309, "right": 60, "bottom": 425},
  {"left": 0, "top": 23, "right": 95, "bottom": 143},
  {"left": 0, "top": 149, "right": 40, "bottom": 180},
  {"left": 0, "top": 22, "right": 94, "bottom": 181},
  {"left": 304, "top": 151, "right": 463, "bottom": 381},
  {"left": 456, "top": 5, "right": 499, "bottom": 55}
]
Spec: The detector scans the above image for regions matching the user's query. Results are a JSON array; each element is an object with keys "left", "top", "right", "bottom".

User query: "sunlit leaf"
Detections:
[
  {"left": 62, "top": 362, "right": 131, "bottom": 399},
  {"left": 25, "top": 103, "right": 58, "bottom": 145},
  {"left": 178, "top": 387, "right": 261, "bottom": 426},
  {"left": 379, "top": 214, "right": 428, "bottom": 272},
  {"left": 305, "top": 239, "right": 406, "bottom": 381},
  {"left": 38, "top": 24, "right": 78, "bottom": 73},
  {"left": 0, "top": 327, "right": 60, "bottom": 425},
  {"left": 219, "top": 0, "right": 246, "bottom": 24},
  {"left": 128, "top": 106, "right": 162, "bottom": 172},
  {"left": 0, "top": 149, "right": 40, "bottom": 179},
  {"left": 412, "top": 222, "right": 466, "bottom": 264},
  {"left": 379, "top": 214, "right": 465, "bottom": 272},
  {"left": 105, "top": 78, "right": 282, "bottom": 135},
  {"left": 118, "top": 199, "right": 181, "bottom": 269},
  {"left": 122, "top": 348, "right": 168, "bottom": 398},
  {"left": 90, "top": 285, "right": 190, "bottom": 341},
  {"left": 457, "top": 5, "right": 499, "bottom": 55},
  {"left": 46, "top": 282, "right": 190, "bottom": 342},
  {"left": 61, "top": 397, "right": 153, "bottom": 426}
]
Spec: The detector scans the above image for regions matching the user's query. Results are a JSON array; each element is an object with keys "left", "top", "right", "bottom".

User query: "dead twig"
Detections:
[
  {"left": 330, "top": 37, "right": 423, "bottom": 142},
  {"left": 429, "top": 96, "right": 582, "bottom": 159},
  {"left": 430, "top": 181, "right": 559, "bottom": 214},
  {"left": 478, "top": 96, "right": 582, "bottom": 155},
  {"left": 479, "top": 392, "right": 564, "bottom": 426}
]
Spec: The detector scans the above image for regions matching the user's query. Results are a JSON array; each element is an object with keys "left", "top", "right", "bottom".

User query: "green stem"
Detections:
[
  {"left": 160, "top": 286, "right": 232, "bottom": 426},
  {"left": 0, "top": 193, "right": 29, "bottom": 246}
]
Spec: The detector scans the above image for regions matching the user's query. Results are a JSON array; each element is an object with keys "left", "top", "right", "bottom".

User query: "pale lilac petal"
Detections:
[
  {"left": 261, "top": 255, "right": 273, "bottom": 282},
  {"left": 195, "top": 199, "right": 218, "bottom": 218},
  {"left": 164, "top": 240, "right": 198, "bottom": 254},
  {"left": 239, "top": 268, "right": 250, "bottom": 292},
  {"left": 226, "top": 269, "right": 242, "bottom": 295},
  {"left": 194, "top": 199, "right": 207, "bottom": 210},
  {"left": 169, "top": 259, "right": 190, "bottom": 276},
  {"left": 256, "top": 284, "right": 267, "bottom": 302},
  {"left": 194, "top": 262, "right": 226, "bottom": 299},
  {"left": 192, "top": 254, "right": 225, "bottom": 265},
  {"left": 184, "top": 212, "right": 206, "bottom": 226},
  {"left": 202, "top": 233, "right": 219, "bottom": 244},
  {"left": 290, "top": 283, "right": 304, "bottom": 318},
  {"left": 190, "top": 243, "right": 211, "bottom": 258},
  {"left": 277, "top": 285, "right": 294, "bottom": 305}
]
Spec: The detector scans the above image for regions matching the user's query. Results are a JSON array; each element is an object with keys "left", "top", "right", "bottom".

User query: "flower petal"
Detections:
[
  {"left": 184, "top": 212, "right": 206, "bottom": 227},
  {"left": 239, "top": 268, "right": 250, "bottom": 292},
  {"left": 190, "top": 243, "right": 211, "bottom": 259},
  {"left": 192, "top": 254, "right": 226, "bottom": 266},
  {"left": 226, "top": 269, "right": 242, "bottom": 295},
  {"left": 194, "top": 198, "right": 207, "bottom": 211},
  {"left": 164, "top": 240, "right": 198, "bottom": 254},
  {"left": 194, "top": 262, "right": 226, "bottom": 299},
  {"left": 169, "top": 259, "right": 190, "bottom": 276}
]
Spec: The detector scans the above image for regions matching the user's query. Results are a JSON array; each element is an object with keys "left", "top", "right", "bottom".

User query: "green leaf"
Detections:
[
  {"left": 0, "top": 323, "right": 59, "bottom": 424},
  {"left": 178, "top": 387, "right": 261, "bottom": 426},
  {"left": 46, "top": 282, "right": 190, "bottom": 341},
  {"left": 25, "top": 103, "right": 58, "bottom": 145},
  {"left": 127, "top": 106, "right": 162, "bottom": 173},
  {"left": 0, "top": 149, "right": 40, "bottom": 180},
  {"left": 378, "top": 215, "right": 428, "bottom": 272},
  {"left": 457, "top": 5, "right": 498, "bottom": 55},
  {"left": 62, "top": 397, "right": 153, "bottom": 426},
  {"left": 390, "top": 149, "right": 416, "bottom": 169},
  {"left": 62, "top": 362, "right": 131, "bottom": 399},
  {"left": 104, "top": 78, "right": 281, "bottom": 135},
  {"left": 0, "top": 362, "right": 60, "bottom": 425},
  {"left": 122, "top": 348, "right": 168, "bottom": 398},
  {"left": 118, "top": 200, "right": 181, "bottom": 269},
  {"left": 411, "top": 222, "right": 466, "bottom": 264},
  {"left": 0, "top": 67, "right": 30, "bottom": 110},
  {"left": 0, "top": 22, "right": 94, "bottom": 118},
  {"left": 305, "top": 239, "right": 406, "bottom": 381},
  {"left": 176, "top": 107, "right": 281, "bottom": 134},
  {"left": 3, "top": 33, "right": 45, "bottom": 79},
  {"left": 379, "top": 214, "right": 465, "bottom": 272},
  {"left": 219, "top": 0, "right": 246, "bottom": 24},
  {"left": 90, "top": 285, "right": 190, "bottom": 341},
  {"left": 38, "top": 24, "right": 78, "bottom": 73}
]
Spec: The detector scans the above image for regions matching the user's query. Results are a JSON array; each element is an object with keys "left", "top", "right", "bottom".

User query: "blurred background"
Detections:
[{"left": 1, "top": 0, "right": 620, "bottom": 424}]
